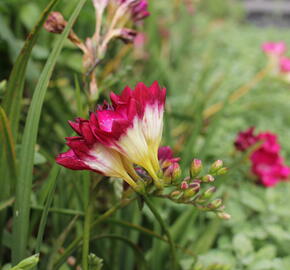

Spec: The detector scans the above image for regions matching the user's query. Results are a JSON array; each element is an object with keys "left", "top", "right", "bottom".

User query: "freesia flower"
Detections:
[
  {"left": 235, "top": 128, "right": 290, "bottom": 187},
  {"left": 261, "top": 42, "right": 286, "bottom": 56},
  {"left": 234, "top": 127, "right": 258, "bottom": 151},
  {"left": 279, "top": 57, "right": 290, "bottom": 73},
  {"left": 93, "top": 81, "right": 166, "bottom": 184},
  {"left": 57, "top": 81, "right": 166, "bottom": 189},
  {"left": 56, "top": 119, "right": 139, "bottom": 190}
]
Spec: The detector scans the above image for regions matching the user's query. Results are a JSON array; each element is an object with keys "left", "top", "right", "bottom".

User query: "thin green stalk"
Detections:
[
  {"left": 107, "top": 219, "right": 196, "bottom": 257},
  {"left": 35, "top": 170, "right": 60, "bottom": 256},
  {"left": 141, "top": 195, "right": 178, "bottom": 270},
  {"left": 82, "top": 202, "right": 93, "bottom": 270},
  {"left": 90, "top": 234, "right": 148, "bottom": 270},
  {"left": 47, "top": 216, "right": 79, "bottom": 270},
  {"left": 53, "top": 197, "right": 135, "bottom": 269},
  {"left": 31, "top": 205, "right": 84, "bottom": 216}
]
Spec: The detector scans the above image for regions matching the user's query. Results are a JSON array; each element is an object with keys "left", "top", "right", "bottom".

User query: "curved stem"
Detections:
[
  {"left": 107, "top": 218, "right": 196, "bottom": 257},
  {"left": 141, "top": 195, "right": 178, "bottom": 270},
  {"left": 90, "top": 234, "right": 148, "bottom": 269},
  {"left": 53, "top": 197, "right": 135, "bottom": 269}
]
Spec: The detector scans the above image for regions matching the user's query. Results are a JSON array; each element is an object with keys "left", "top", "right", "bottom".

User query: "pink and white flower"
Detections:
[
  {"left": 56, "top": 119, "right": 138, "bottom": 189},
  {"left": 93, "top": 81, "right": 166, "bottom": 182},
  {"left": 57, "top": 81, "right": 166, "bottom": 188}
]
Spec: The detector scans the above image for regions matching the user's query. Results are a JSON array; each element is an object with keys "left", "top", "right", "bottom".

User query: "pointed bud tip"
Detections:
[
  {"left": 217, "top": 212, "right": 231, "bottom": 220},
  {"left": 190, "top": 158, "right": 203, "bottom": 177},
  {"left": 210, "top": 160, "right": 224, "bottom": 173},
  {"left": 202, "top": 174, "right": 215, "bottom": 182}
]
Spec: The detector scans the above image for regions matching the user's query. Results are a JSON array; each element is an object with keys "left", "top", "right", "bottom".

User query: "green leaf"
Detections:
[
  {"left": 11, "top": 0, "right": 88, "bottom": 264},
  {"left": 10, "top": 254, "right": 39, "bottom": 270},
  {"left": 233, "top": 234, "right": 253, "bottom": 257},
  {"left": 0, "top": 106, "right": 17, "bottom": 177},
  {"left": 2, "top": 0, "right": 60, "bottom": 140}
]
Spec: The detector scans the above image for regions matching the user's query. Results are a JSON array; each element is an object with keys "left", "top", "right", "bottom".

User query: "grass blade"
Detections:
[
  {"left": 0, "top": 106, "right": 16, "bottom": 177},
  {"left": 11, "top": 0, "right": 87, "bottom": 264},
  {"left": 2, "top": 0, "right": 60, "bottom": 138},
  {"left": 35, "top": 170, "right": 61, "bottom": 256}
]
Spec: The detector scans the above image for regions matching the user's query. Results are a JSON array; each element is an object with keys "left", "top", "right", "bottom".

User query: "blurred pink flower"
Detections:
[
  {"left": 279, "top": 57, "right": 290, "bottom": 73},
  {"left": 234, "top": 127, "right": 258, "bottom": 152},
  {"left": 251, "top": 150, "right": 290, "bottom": 187},
  {"left": 235, "top": 128, "right": 290, "bottom": 187},
  {"left": 261, "top": 42, "right": 286, "bottom": 56}
]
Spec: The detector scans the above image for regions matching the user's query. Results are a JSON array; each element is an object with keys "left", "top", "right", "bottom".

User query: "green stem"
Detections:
[
  {"left": 141, "top": 195, "right": 178, "bottom": 270},
  {"left": 53, "top": 197, "right": 135, "bottom": 269},
  {"left": 82, "top": 203, "right": 93, "bottom": 270}
]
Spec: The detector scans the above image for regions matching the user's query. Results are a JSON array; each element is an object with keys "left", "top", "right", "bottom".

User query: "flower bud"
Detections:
[
  {"left": 164, "top": 163, "right": 181, "bottom": 184},
  {"left": 216, "top": 167, "right": 228, "bottom": 175},
  {"left": 201, "top": 186, "right": 216, "bottom": 199},
  {"left": 190, "top": 159, "right": 202, "bottom": 178},
  {"left": 217, "top": 212, "right": 231, "bottom": 220},
  {"left": 209, "top": 160, "right": 223, "bottom": 174},
  {"left": 88, "top": 253, "right": 104, "bottom": 269},
  {"left": 180, "top": 180, "right": 189, "bottom": 190},
  {"left": 183, "top": 182, "right": 200, "bottom": 198},
  {"left": 201, "top": 174, "right": 215, "bottom": 183},
  {"left": 208, "top": 198, "right": 222, "bottom": 209},
  {"left": 170, "top": 190, "right": 182, "bottom": 200},
  {"left": 44, "top": 12, "right": 67, "bottom": 34},
  {"left": 117, "top": 28, "right": 138, "bottom": 44}
]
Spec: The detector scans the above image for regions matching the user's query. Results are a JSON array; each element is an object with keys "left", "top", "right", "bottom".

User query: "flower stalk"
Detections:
[{"left": 141, "top": 194, "right": 178, "bottom": 270}]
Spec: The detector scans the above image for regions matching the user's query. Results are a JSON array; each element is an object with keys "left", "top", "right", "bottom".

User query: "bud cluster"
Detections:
[
  {"left": 152, "top": 159, "right": 230, "bottom": 220},
  {"left": 44, "top": 0, "right": 150, "bottom": 102}
]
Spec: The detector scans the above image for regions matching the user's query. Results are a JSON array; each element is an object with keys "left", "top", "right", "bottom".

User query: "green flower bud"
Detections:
[
  {"left": 170, "top": 190, "right": 182, "bottom": 200},
  {"left": 208, "top": 198, "right": 222, "bottom": 209},
  {"left": 183, "top": 182, "right": 200, "bottom": 198},
  {"left": 209, "top": 160, "right": 223, "bottom": 174},
  {"left": 201, "top": 186, "right": 216, "bottom": 199},
  {"left": 201, "top": 174, "right": 215, "bottom": 182},
  {"left": 217, "top": 212, "right": 231, "bottom": 220},
  {"left": 163, "top": 163, "right": 181, "bottom": 184},
  {"left": 88, "top": 253, "right": 103, "bottom": 270},
  {"left": 216, "top": 167, "right": 228, "bottom": 175},
  {"left": 190, "top": 159, "right": 202, "bottom": 178}
]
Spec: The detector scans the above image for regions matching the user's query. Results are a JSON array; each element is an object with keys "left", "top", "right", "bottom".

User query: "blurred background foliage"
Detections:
[{"left": 1, "top": 0, "right": 290, "bottom": 269}]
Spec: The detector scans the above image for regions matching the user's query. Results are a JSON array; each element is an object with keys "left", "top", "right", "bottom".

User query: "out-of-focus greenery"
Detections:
[{"left": 1, "top": 0, "right": 290, "bottom": 269}]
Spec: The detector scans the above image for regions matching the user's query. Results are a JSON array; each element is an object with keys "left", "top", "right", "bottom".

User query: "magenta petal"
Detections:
[
  {"left": 80, "top": 121, "right": 95, "bottom": 145},
  {"left": 68, "top": 118, "right": 85, "bottom": 135},
  {"left": 158, "top": 146, "right": 174, "bottom": 161},
  {"left": 56, "top": 149, "right": 91, "bottom": 170}
]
